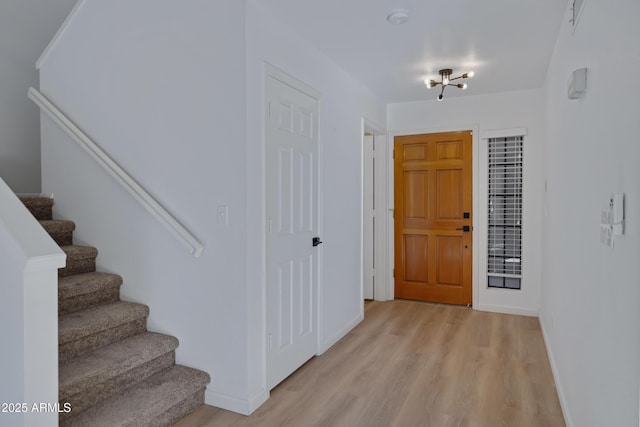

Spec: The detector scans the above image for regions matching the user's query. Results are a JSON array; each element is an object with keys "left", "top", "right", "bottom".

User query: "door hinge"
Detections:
[
  {"left": 268, "top": 333, "right": 273, "bottom": 350},
  {"left": 267, "top": 218, "right": 272, "bottom": 233},
  {"left": 393, "top": 268, "right": 395, "bottom": 278},
  {"left": 393, "top": 149, "right": 395, "bottom": 159}
]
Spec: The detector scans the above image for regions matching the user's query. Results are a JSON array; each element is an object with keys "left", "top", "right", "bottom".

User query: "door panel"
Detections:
[
  {"left": 437, "top": 170, "right": 462, "bottom": 219},
  {"left": 394, "top": 131, "right": 472, "bottom": 305},
  {"left": 276, "top": 260, "right": 293, "bottom": 348},
  {"left": 436, "top": 140, "right": 462, "bottom": 160},
  {"left": 267, "top": 74, "right": 319, "bottom": 389},
  {"left": 436, "top": 235, "right": 463, "bottom": 285},
  {"left": 403, "top": 235, "right": 428, "bottom": 282},
  {"left": 404, "top": 172, "right": 428, "bottom": 219}
]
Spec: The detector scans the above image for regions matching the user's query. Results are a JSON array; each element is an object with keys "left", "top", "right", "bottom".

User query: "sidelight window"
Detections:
[{"left": 487, "top": 136, "right": 523, "bottom": 289}]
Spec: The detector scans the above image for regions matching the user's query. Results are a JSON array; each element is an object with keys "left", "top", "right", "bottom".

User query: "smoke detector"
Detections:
[{"left": 387, "top": 8, "right": 409, "bottom": 25}]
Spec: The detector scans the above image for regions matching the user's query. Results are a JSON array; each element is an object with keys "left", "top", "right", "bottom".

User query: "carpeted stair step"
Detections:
[
  {"left": 59, "top": 301, "right": 149, "bottom": 363},
  {"left": 59, "top": 245, "right": 98, "bottom": 277},
  {"left": 40, "top": 219, "right": 75, "bottom": 246},
  {"left": 59, "top": 332, "right": 179, "bottom": 420},
  {"left": 61, "top": 365, "right": 210, "bottom": 427},
  {"left": 19, "top": 195, "right": 53, "bottom": 220},
  {"left": 59, "top": 272, "right": 123, "bottom": 315}
]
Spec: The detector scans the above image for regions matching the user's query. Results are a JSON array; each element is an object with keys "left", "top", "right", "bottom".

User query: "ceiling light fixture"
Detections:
[
  {"left": 387, "top": 8, "right": 409, "bottom": 25},
  {"left": 424, "top": 69, "right": 474, "bottom": 101}
]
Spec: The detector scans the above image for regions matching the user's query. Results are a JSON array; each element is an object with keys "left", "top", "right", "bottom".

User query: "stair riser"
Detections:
[
  {"left": 60, "top": 389, "right": 205, "bottom": 427},
  {"left": 49, "top": 231, "right": 73, "bottom": 246},
  {"left": 63, "top": 389, "right": 207, "bottom": 427},
  {"left": 59, "top": 259, "right": 96, "bottom": 278},
  {"left": 25, "top": 205, "right": 53, "bottom": 221},
  {"left": 59, "top": 318, "right": 147, "bottom": 363},
  {"left": 58, "top": 365, "right": 210, "bottom": 427},
  {"left": 149, "top": 389, "right": 206, "bottom": 427},
  {"left": 59, "top": 287, "right": 120, "bottom": 315},
  {"left": 60, "top": 352, "right": 176, "bottom": 421}
]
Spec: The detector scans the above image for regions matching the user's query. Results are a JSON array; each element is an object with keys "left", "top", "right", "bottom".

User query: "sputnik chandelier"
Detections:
[{"left": 424, "top": 69, "right": 474, "bottom": 101}]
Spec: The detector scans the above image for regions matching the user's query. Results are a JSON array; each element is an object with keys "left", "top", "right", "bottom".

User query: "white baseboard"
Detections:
[
  {"left": 247, "top": 388, "right": 270, "bottom": 414},
  {"left": 205, "top": 388, "right": 269, "bottom": 416},
  {"left": 318, "top": 312, "right": 363, "bottom": 354},
  {"left": 539, "top": 316, "right": 573, "bottom": 427},
  {"left": 474, "top": 303, "right": 538, "bottom": 317}
]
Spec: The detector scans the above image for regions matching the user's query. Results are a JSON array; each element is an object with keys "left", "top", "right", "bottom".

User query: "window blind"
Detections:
[{"left": 487, "top": 136, "right": 523, "bottom": 289}]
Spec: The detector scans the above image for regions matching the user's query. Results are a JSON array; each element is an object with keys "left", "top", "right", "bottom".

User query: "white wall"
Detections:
[
  {"left": 245, "top": 0, "right": 386, "bottom": 409},
  {"left": 38, "top": 0, "right": 387, "bottom": 415},
  {"left": 0, "top": 217, "right": 26, "bottom": 427},
  {"left": 0, "top": 178, "right": 65, "bottom": 427},
  {"left": 0, "top": 0, "right": 77, "bottom": 193},
  {"left": 39, "top": 0, "right": 251, "bottom": 411},
  {"left": 388, "top": 89, "right": 545, "bottom": 315},
  {"left": 540, "top": 0, "right": 640, "bottom": 425}
]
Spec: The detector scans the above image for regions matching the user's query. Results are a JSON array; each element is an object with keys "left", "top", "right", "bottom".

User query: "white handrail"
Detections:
[{"left": 28, "top": 87, "right": 204, "bottom": 257}]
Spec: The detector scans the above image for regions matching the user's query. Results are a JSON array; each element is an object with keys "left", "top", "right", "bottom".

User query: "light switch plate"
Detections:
[{"left": 217, "top": 205, "right": 228, "bottom": 226}]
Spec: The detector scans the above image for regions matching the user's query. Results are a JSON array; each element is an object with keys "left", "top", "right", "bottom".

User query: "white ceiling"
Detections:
[{"left": 256, "top": 0, "right": 568, "bottom": 103}]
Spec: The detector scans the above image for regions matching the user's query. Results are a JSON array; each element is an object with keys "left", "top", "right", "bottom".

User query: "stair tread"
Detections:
[
  {"left": 59, "top": 301, "right": 149, "bottom": 344},
  {"left": 60, "top": 332, "right": 179, "bottom": 394},
  {"left": 19, "top": 195, "right": 53, "bottom": 220},
  {"left": 40, "top": 219, "right": 75, "bottom": 232},
  {"left": 63, "top": 365, "right": 210, "bottom": 427},
  {"left": 18, "top": 195, "right": 53, "bottom": 206},
  {"left": 59, "top": 272, "right": 123, "bottom": 299},
  {"left": 61, "top": 245, "right": 98, "bottom": 260}
]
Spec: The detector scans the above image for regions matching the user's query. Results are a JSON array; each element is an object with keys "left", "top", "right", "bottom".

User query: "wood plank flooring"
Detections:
[{"left": 174, "top": 300, "right": 565, "bottom": 427}]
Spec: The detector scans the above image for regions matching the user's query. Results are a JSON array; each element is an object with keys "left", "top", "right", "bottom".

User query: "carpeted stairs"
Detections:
[{"left": 20, "top": 195, "right": 210, "bottom": 427}]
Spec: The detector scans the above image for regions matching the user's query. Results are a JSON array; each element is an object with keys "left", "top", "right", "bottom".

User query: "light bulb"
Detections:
[
  {"left": 459, "top": 83, "right": 467, "bottom": 89},
  {"left": 467, "top": 71, "right": 475, "bottom": 78},
  {"left": 437, "top": 93, "right": 444, "bottom": 101},
  {"left": 424, "top": 79, "right": 432, "bottom": 89},
  {"left": 442, "top": 76, "right": 449, "bottom": 85}
]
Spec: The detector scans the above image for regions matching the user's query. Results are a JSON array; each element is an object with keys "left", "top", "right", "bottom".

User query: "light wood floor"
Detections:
[{"left": 174, "top": 300, "right": 565, "bottom": 427}]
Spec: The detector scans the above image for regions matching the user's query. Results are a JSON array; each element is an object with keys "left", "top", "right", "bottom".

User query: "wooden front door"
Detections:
[{"left": 394, "top": 131, "right": 472, "bottom": 305}]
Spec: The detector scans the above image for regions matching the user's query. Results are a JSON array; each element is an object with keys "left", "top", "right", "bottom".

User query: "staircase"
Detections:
[{"left": 20, "top": 195, "right": 210, "bottom": 427}]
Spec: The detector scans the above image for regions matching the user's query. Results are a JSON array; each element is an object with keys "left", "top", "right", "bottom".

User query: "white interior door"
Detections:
[
  {"left": 266, "top": 71, "right": 320, "bottom": 390},
  {"left": 363, "top": 134, "right": 375, "bottom": 300},
  {"left": 363, "top": 129, "right": 388, "bottom": 301}
]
